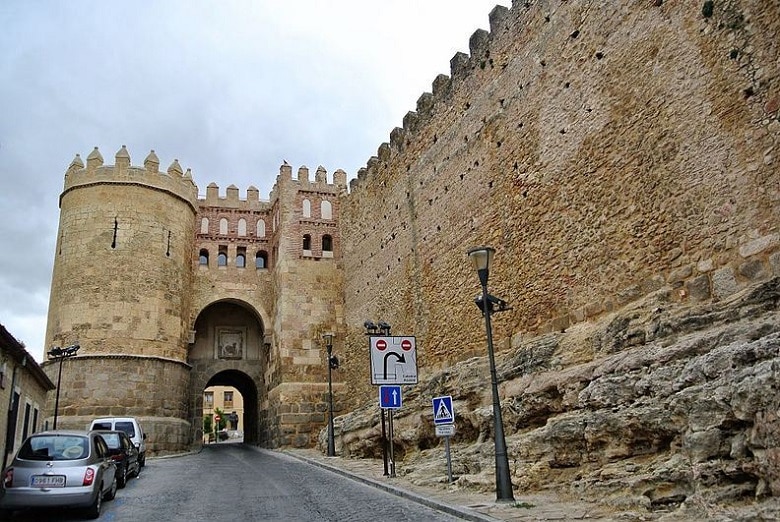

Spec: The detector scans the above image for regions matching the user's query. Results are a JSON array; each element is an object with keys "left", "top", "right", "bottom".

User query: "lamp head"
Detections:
[{"left": 467, "top": 246, "right": 495, "bottom": 287}]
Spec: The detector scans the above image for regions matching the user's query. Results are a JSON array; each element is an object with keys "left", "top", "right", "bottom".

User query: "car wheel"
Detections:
[
  {"left": 105, "top": 474, "right": 118, "bottom": 501},
  {"left": 0, "top": 508, "right": 13, "bottom": 520},
  {"left": 85, "top": 489, "right": 102, "bottom": 519},
  {"left": 118, "top": 463, "right": 127, "bottom": 488}
]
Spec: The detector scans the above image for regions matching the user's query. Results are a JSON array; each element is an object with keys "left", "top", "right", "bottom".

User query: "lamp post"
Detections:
[
  {"left": 467, "top": 246, "right": 515, "bottom": 502},
  {"left": 322, "top": 333, "right": 338, "bottom": 457},
  {"left": 47, "top": 343, "right": 80, "bottom": 430}
]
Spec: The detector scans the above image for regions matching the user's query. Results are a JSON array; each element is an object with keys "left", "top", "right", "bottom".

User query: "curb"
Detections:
[{"left": 276, "top": 450, "right": 501, "bottom": 522}]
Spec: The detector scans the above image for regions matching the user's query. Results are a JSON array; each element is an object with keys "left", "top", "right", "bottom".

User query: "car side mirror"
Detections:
[{"left": 143, "top": 434, "right": 147, "bottom": 440}]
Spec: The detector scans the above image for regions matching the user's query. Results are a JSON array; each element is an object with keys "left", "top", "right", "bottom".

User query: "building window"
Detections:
[
  {"left": 224, "top": 391, "right": 233, "bottom": 408},
  {"left": 199, "top": 249, "right": 209, "bottom": 266},
  {"left": 321, "top": 200, "right": 332, "bottom": 220},
  {"left": 303, "top": 234, "right": 311, "bottom": 252},
  {"left": 238, "top": 219, "right": 247, "bottom": 236},
  {"left": 32, "top": 408, "right": 38, "bottom": 433},
  {"left": 302, "top": 199, "right": 311, "bottom": 218},
  {"left": 219, "top": 218, "right": 228, "bottom": 235},
  {"left": 200, "top": 218, "right": 209, "bottom": 234},
  {"left": 256, "top": 219, "right": 266, "bottom": 238},
  {"left": 256, "top": 251, "right": 268, "bottom": 269},
  {"left": 236, "top": 247, "right": 246, "bottom": 268},
  {"left": 204, "top": 391, "right": 214, "bottom": 407},
  {"left": 218, "top": 246, "right": 228, "bottom": 267},
  {"left": 22, "top": 403, "right": 31, "bottom": 441},
  {"left": 322, "top": 235, "right": 333, "bottom": 252}
]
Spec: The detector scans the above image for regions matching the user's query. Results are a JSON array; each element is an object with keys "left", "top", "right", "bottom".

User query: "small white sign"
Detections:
[{"left": 435, "top": 424, "right": 455, "bottom": 437}]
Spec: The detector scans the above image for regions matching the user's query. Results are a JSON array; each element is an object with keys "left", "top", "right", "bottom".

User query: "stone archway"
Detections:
[
  {"left": 203, "top": 369, "right": 259, "bottom": 444},
  {"left": 188, "top": 300, "right": 267, "bottom": 447}
]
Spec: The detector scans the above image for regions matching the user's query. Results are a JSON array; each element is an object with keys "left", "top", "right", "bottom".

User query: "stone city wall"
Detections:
[{"left": 339, "top": 0, "right": 779, "bottom": 409}]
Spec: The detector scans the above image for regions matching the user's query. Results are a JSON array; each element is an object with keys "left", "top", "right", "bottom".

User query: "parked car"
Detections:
[
  {"left": 93, "top": 430, "right": 139, "bottom": 488},
  {"left": 0, "top": 430, "right": 117, "bottom": 519},
  {"left": 88, "top": 417, "right": 147, "bottom": 467}
]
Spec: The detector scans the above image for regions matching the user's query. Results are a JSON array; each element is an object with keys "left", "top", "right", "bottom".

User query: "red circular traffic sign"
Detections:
[
  {"left": 401, "top": 339, "right": 413, "bottom": 351},
  {"left": 376, "top": 339, "right": 387, "bottom": 350},
  {"left": 214, "top": 415, "right": 220, "bottom": 422}
]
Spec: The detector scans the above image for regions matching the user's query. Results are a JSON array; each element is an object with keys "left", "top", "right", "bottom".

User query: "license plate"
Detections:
[{"left": 31, "top": 475, "right": 66, "bottom": 488}]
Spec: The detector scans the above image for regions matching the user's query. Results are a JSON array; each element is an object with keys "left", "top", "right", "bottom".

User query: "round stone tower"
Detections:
[{"left": 44, "top": 146, "right": 199, "bottom": 452}]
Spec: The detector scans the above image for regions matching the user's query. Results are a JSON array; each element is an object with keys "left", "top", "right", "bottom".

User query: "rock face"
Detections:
[{"left": 324, "top": 278, "right": 780, "bottom": 516}]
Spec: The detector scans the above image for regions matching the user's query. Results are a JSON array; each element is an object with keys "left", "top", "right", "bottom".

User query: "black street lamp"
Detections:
[
  {"left": 467, "top": 246, "right": 515, "bottom": 502},
  {"left": 47, "top": 343, "right": 80, "bottom": 430},
  {"left": 322, "top": 333, "right": 339, "bottom": 457}
]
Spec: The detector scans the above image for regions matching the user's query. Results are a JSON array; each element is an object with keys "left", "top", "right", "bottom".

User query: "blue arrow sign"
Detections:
[
  {"left": 379, "top": 385, "right": 402, "bottom": 409},
  {"left": 432, "top": 395, "right": 454, "bottom": 425}
]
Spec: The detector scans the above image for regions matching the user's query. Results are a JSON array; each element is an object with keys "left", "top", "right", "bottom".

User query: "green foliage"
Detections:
[
  {"left": 203, "top": 415, "right": 213, "bottom": 433},
  {"left": 214, "top": 407, "right": 226, "bottom": 431}
]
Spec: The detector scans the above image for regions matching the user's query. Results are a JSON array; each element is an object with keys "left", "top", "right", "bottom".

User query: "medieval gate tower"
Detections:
[{"left": 44, "top": 145, "right": 347, "bottom": 453}]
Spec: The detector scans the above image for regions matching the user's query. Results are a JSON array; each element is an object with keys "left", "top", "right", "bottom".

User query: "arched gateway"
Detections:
[
  {"left": 43, "top": 149, "right": 346, "bottom": 455},
  {"left": 188, "top": 301, "right": 265, "bottom": 446}
]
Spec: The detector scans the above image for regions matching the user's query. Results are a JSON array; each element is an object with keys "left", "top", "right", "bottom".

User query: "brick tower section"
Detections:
[
  {"left": 262, "top": 164, "right": 348, "bottom": 447},
  {"left": 44, "top": 146, "right": 198, "bottom": 453}
]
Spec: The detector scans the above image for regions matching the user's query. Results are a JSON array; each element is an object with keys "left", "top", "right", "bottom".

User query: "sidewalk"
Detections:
[{"left": 282, "top": 449, "right": 620, "bottom": 521}]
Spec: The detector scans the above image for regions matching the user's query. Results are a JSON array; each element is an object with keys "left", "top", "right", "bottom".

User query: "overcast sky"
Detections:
[{"left": 0, "top": 1, "right": 508, "bottom": 363}]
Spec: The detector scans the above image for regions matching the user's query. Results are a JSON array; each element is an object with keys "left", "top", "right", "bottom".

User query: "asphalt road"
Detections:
[{"left": 5, "top": 443, "right": 466, "bottom": 521}]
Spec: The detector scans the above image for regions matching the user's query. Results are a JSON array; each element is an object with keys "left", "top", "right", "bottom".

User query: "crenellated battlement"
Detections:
[
  {"left": 271, "top": 161, "right": 348, "bottom": 193},
  {"left": 349, "top": 4, "right": 512, "bottom": 193},
  {"left": 199, "top": 161, "right": 348, "bottom": 209},
  {"left": 63, "top": 146, "right": 199, "bottom": 210}
]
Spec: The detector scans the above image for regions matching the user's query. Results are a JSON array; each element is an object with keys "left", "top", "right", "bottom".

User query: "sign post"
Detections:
[
  {"left": 365, "top": 324, "right": 419, "bottom": 479},
  {"left": 432, "top": 396, "right": 455, "bottom": 483}
]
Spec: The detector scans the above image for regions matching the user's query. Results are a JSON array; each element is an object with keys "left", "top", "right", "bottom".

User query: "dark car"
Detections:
[
  {"left": 0, "top": 430, "right": 117, "bottom": 519},
  {"left": 94, "top": 430, "right": 140, "bottom": 488}
]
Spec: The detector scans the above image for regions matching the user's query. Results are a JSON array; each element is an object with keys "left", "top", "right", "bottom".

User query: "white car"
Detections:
[
  {"left": 0, "top": 430, "right": 117, "bottom": 519},
  {"left": 88, "top": 417, "right": 147, "bottom": 467}
]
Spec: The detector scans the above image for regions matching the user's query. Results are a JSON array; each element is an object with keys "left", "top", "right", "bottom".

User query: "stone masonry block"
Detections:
[{"left": 712, "top": 267, "right": 739, "bottom": 300}]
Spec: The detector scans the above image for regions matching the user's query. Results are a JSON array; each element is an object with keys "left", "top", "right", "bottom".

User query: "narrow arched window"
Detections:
[
  {"left": 303, "top": 234, "right": 311, "bottom": 251},
  {"left": 322, "top": 235, "right": 333, "bottom": 252},
  {"left": 236, "top": 254, "right": 245, "bottom": 268},
  {"left": 199, "top": 249, "right": 209, "bottom": 266},
  {"left": 256, "top": 219, "right": 265, "bottom": 238},
  {"left": 219, "top": 218, "right": 228, "bottom": 235},
  {"left": 302, "top": 199, "right": 311, "bottom": 218},
  {"left": 200, "top": 218, "right": 209, "bottom": 234},
  {"left": 255, "top": 251, "right": 267, "bottom": 269},
  {"left": 218, "top": 252, "right": 227, "bottom": 267},
  {"left": 238, "top": 219, "right": 247, "bottom": 236},
  {"left": 321, "top": 200, "right": 332, "bottom": 220}
]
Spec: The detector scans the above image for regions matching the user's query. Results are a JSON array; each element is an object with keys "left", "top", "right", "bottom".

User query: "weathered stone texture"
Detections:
[
  {"left": 329, "top": 278, "right": 780, "bottom": 515},
  {"left": 339, "top": 0, "right": 780, "bottom": 413},
  {"left": 42, "top": 355, "right": 191, "bottom": 453}
]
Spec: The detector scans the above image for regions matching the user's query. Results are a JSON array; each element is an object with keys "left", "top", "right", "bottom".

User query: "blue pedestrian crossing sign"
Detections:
[
  {"left": 379, "top": 385, "right": 402, "bottom": 409},
  {"left": 432, "top": 395, "right": 454, "bottom": 425}
]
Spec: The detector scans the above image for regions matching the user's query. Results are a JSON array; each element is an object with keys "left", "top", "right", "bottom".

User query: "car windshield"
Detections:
[
  {"left": 18, "top": 435, "right": 89, "bottom": 461},
  {"left": 115, "top": 422, "right": 135, "bottom": 438},
  {"left": 100, "top": 433, "right": 121, "bottom": 448}
]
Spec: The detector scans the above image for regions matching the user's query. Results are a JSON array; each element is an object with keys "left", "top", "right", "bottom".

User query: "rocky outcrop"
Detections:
[{"left": 323, "top": 277, "right": 780, "bottom": 517}]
